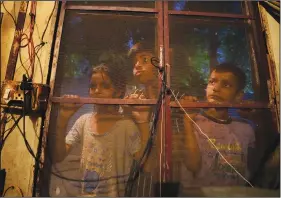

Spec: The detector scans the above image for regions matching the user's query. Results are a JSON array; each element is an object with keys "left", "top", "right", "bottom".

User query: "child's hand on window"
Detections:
[
  {"left": 123, "top": 91, "right": 151, "bottom": 124},
  {"left": 178, "top": 95, "right": 199, "bottom": 120},
  {"left": 59, "top": 94, "right": 83, "bottom": 118}
]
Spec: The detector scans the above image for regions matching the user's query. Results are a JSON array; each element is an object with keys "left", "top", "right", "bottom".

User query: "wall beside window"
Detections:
[
  {"left": 262, "top": 7, "right": 279, "bottom": 84},
  {"left": 0, "top": 2, "right": 57, "bottom": 196}
]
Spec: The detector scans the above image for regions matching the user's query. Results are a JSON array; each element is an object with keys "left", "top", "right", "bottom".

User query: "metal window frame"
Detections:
[
  {"left": 38, "top": 1, "right": 277, "bottom": 195},
  {"left": 39, "top": 1, "right": 165, "bottom": 195},
  {"left": 162, "top": 0, "right": 274, "bottom": 185}
]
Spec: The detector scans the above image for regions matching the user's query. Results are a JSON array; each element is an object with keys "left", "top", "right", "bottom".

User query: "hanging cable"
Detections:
[
  {"left": 169, "top": 88, "right": 254, "bottom": 187},
  {"left": 28, "top": 1, "right": 36, "bottom": 80},
  {"left": 1, "top": 1, "right": 17, "bottom": 26},
  {"left": 2, "top": 185, "right": 24, "bottom": 197},
  {"left": 5, "top": 103, "right": 142, "bottom": 186},
  {"left": 155, "top": 62, "right": 256, "bottom": 188},
  {"left": 124, "top": 57, "right": 168, "bottom": 196}
]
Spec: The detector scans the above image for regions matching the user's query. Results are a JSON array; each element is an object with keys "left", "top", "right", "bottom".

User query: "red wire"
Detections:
[{"left": 28, "top": 1, "right": 37, "bottom": 79}]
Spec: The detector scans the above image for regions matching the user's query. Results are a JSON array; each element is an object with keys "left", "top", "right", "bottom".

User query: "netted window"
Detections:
[{"left": 40, "top": 1, "right": 279, "bottom": 197}]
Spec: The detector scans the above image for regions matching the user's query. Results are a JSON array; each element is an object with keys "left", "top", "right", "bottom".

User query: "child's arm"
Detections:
[
  {"left": 52, "top": 95, "right": 82, "bottom": 163},
  {"left": 52, "top": 113, "right": 72, "bottom": 163},
  {"left": 182, "top": 114, "right": 202, "bottom": 174},
  {"left": 180, "top": 96, "right": 202, "bottom": 174},
  {"left": 123, "top": 93, "right": 154, "bottom": 172}
]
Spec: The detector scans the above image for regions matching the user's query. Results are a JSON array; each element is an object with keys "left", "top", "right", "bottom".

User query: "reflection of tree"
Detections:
[
  {"left": 58, "top": 12, "right": 156, "bottom": 82},
  {"left": 62, "top": 53, "right": 91, "bottom": 78},
  {"left": 208, "top": 27, "right": 219, "bottom": 70},
  {"left": 171, "top": 24, "right": 253, "bottom": 97},
  {"left": 217, "top": 26, "right": 253, "bottom": 93},
  {"left": 170, "top": 1, "right": 243, "bottom": 14},
  {"left": 171, "top": 44, "right": 207, "bottom": 98}
]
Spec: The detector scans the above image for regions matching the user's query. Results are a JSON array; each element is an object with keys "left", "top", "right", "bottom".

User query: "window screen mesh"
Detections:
[
  {"left": 169, "top": 16, "right": 255, "bottom": 100},
  {"left": 39, "top": 3, "right": 279, "bottom": 197},
  {"left": 44, "top": 10, "right": 161, "bottom": 197},
  {"left": 170, "top": 107, "right": 279, "bottom": 195}
]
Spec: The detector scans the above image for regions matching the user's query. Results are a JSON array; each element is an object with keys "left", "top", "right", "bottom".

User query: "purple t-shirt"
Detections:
[{"left": 189, "top": 113, "right": 255, "bottom": 187}]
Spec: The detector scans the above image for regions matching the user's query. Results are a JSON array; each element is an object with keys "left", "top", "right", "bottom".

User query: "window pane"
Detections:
[
  {"left": 168, "top": 1, "right": 245, "bottom": 14},
  {"left": 47, "top": 10, "right": 159, "bottom": 197},
  {"left": 54, "top": 10, "right": 157, "bottom": 97},
  {"left": 169, "top": 16, "right": 256, "bottom": 100},
  {"left": 170, "top": 107, "right": 279, "bottom": 192},
  {"left": 67, "top": 1, "right": 155, "bottom": 8}
]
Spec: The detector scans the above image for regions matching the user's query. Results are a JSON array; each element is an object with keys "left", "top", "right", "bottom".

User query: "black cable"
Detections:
[
  {"left": 10, "top": 114, "right": 36, "bottom": 159},
  {"left": 0, "top": 112, "right": 6, "bottom": 170},
  {"left": 2, "top": 70, "right": 167, "bottom": 197},
  {"left": 9, "top": 113, "right": 138, "bottom": 186},
  {"left": 46, "top": 1, "right": 61, "bottom": 85},
  {"left": 6, "top": 107, "right": 142, "bottom": 184},
  {"left": 2, "top": 115, "right": 23, "bottom": 146},
  {"left": 18, "top": 48, "right": 30, "bottom": 78},
  {"left": 0, "top": 111, "right": 23, "bottom": 170},
  {"left": 124, "top": 58, "right": 168, "bottom": 196},
  {"left": 1, "top": 1, "right": 17, "bottom": 26},
  {"left": 9, "top": 112, "right": 134, "bottom": 184},
  {"left": 0, "top": 58, "right": 166, "bottom": 196},
  {"left": 35, "top": 47, "right": 44, "bottom": 84},
  {"left": 41, "top": 1, "right": 56, "bottom": 44}
]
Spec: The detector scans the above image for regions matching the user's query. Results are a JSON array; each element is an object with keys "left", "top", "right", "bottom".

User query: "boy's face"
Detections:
[
  {"left": 89, "top": 72, "right": 119, "bottom": 98},
  {"left": 133, "top": 51, "right": 156, "bottom": 84},
  {"left": 206, "top": 70, "right": 243, "bottom": 103}
]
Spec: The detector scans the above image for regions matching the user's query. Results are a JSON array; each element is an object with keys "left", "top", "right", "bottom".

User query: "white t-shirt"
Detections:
[{"left": 65, "top": 113, "right": 141, "bottom": 197}]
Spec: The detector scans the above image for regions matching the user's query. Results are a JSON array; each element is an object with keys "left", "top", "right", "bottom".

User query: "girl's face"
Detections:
[
  {"left": 133, "top": 52, "right": 157, "bottom": 84},
  {"left": 89, "top": 72, "right": 119, "bottom": 98}
]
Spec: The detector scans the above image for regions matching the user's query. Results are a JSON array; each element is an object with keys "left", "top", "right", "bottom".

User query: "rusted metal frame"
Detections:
[
  {"left": 5, "top": 1, "right": 29, "bottom": 80},
  {"left": 170, "top": 101, "right": 270, "bottom": 109},
  {"left": 244, "top": 1, "right": 255, "bottom": 18},
  {"left": 167, "top": 10, "right": 254, "bottom": 20},
  {"left": 257, "top": 3, "right": 280, "bottom": 131},
  {"left": 50, "top": 97, "right": 270, "bottom": 109},
  {"left": 162, "top": 1, "right": 172, "bottom": 182},
  {"left": 38, "top": 2, "right": 66, "bottom": 196},
  {"left": 66, "top": 5, "right": 157, "bottom": 13},
  {"left": 245, "top": 1, "right": 278, "bottom": 136},
  {"left": 243, "top": 2, "right": 263, "bottom": 103},
  {"left": 155, "top": 0, "right": 166, "bottom": 185},
  {"left": 246, "top": 24, "right": 262, "bottom": 101},
  {"left": 51, "top": 97, "right": 157, "bottom": 105},
  {"left": 168, "top": 15, "right": 250, "bottom": 28},
  {"left": 259, "top": 3, "right": 280, "bottom": 99}
]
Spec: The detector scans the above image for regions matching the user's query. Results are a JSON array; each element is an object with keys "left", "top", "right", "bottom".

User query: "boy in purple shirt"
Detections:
[{"left": 179, "top": 63, "right": 255, "bottom": 188}]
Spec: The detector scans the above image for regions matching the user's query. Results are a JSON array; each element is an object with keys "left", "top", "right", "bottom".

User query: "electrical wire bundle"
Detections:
[
  {"left": 0, "top": 1, "right": 57, "bottom": 196},
  {"left": 124, "top": 57, "right": 168, "bottom": 196},
  {"left": 0, "top": 112, "right": 22, "bottom": 170},
  {"left": 1, "top": 1, "right": 56, "bottom": 83}
]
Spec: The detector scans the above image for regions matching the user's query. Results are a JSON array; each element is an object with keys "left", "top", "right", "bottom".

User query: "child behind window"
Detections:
[
  {"left": 178, "top": 63, "right": 256, "bottom": 191},
  {"left": 53, "top": 59, "right": 141, "bottom": 197}
]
